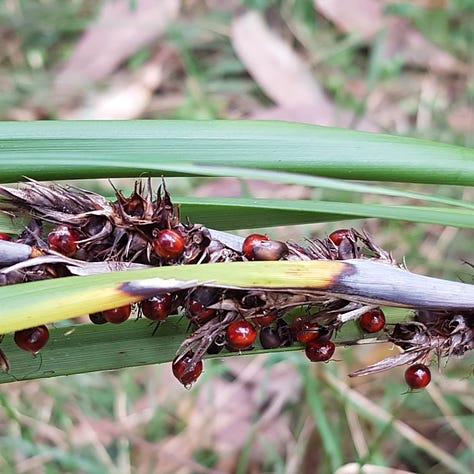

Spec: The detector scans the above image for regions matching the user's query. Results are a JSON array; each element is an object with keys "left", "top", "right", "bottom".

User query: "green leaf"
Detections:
[{"left": 0, "top": 120, "right": 473, "bottom": 185}]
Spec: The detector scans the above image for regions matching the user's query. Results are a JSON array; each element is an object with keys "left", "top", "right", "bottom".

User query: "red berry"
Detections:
[
  {"left": 291, "top": 316, "right": 320, "bottom": 344},
  {"left": 47, "top": 225, "right": 80, "bottom": 256},
  {"left": 252, "top": 311, "right": 276, "bottom": 327},
  {"left": 225, "top": 320, "right": 257, "bottom": 350},
  {"left": 0, "top": 232, "right": 12, "bottom": 241},
  {"left": 187, "top": 299, "right": 216, "bottom": 325},
  {"left": 152, "top": 229, "right": 185, "bottom": 260},
  {"left": 141, "top": 293, "right": 173, "bottom": 321},
  {"left": 172, "top": 352, "right": 203, "bottom": 386},
  {"left": 358, "top": 308, "right": 386, "bottom": 333},
  {"left": 14, "top": 325, "right": 50, "bottom": 353},
  {"left": 259, "top": 326, "right": 283, "bottom": 349},
  {"left": 305, "top": 340, "right": 335, "bottom": 362},
  {"left": 242, "top": 234, "right": 269, "bottom": 260},
  {"left": 328, "top": 229, "right": 351, "bottom": 246},
  {"left": 102, "top": 305, "right": 131, "bottom": 324},
  {"left": 404, "top": 364, "right": 431, "bottom": 389}
]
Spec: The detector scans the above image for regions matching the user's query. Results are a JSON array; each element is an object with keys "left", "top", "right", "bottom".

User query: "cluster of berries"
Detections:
[{"left": 1, "top": 182, "right": 470, "bottom": 391}]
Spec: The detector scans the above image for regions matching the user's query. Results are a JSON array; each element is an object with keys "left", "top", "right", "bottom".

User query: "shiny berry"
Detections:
[
  {"left": 172, "top": 352, "right": 203, "bottom": 387},
  {"left": 47, "top": 225, "right": 80, "bottom": 256},
  {"left": 0, "top": 232, "right": 12, "bottom": 241},
  {"left": 242, "top": 234, "right": 269, "bottom": 260},
  {"left": 358, "top": 308, "right": 386, "bottom": 333},
  {"left": 225, "top": 320, "right": 257, "bottom": 350},
  {"left": 152, "top": 229, "right": 185, "bottom": 260},
  {"left": 102, "top": 305, "right": 132, "bottom": 324},
  {"left": 14, "top": 325, "right": 50, "bottom": 353},
  {"left": 259, "top": 326, "right": 283, "bottom": 349},
  {"left": 89, "top": 312, "right": 107, "bottom": 325},
  {"left": 141, "top": 293, "right": 173, "bottom": 321},
  {"left": 188, "top": 299, "right": 216, "bottom": 325},
  {"left": 404, "top": 364, "right": 431, "bottom": 389},
  {"left": 252, "top": 311, "right": 276, "bottom": 327},
  {"left": 305, "top": 340, "right": 335, "bottom": 362},
  {"left": 291, "top": 316, "right": 320, "bottom": 344},
  {"left": 328, "top": 229, "right": 351, "bottom": 246},
  {"left": 251, "top": 240, "right": 288, "bottom": 261}
]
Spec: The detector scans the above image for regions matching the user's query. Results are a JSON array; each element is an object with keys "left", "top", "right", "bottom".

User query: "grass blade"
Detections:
[{"left": 0, "top": 120, "right": 472, "bottom": 185}]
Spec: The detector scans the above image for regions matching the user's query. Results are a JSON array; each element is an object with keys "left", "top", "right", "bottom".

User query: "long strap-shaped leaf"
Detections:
[
  {"left": 0, "top": 120, "right": 473, "bottom": 185},
  {"left": 1, "top": 259, "right": 473, "bottom": 334}
]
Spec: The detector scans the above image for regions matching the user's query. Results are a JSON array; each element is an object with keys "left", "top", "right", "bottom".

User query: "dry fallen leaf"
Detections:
[
  {"left": 54, "top": 0, "right": 179, "bottom": 95},
  {"left": 315, "top": 0, "right": 468, "bottom": 74},
  {"left": 231, "top": 10, "right": 328, "bottom": 108},
  {"left": 314, "top": 0, "right": 383, "bottom": 40}
]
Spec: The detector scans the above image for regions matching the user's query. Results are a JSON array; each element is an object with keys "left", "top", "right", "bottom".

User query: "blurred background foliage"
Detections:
[{"left": 0, "top": 1, "right": 473, "bottom": 473}]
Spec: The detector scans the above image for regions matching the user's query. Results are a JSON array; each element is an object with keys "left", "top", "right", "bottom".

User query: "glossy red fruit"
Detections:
[
  {"left": 328, "top": 229, "right": 351, "bottom": 246},
  {"left": 226, "top": 320, "right": 257, "bottom": 350},
  {"left": 141, "top": 293, "right": 173, "bottom": 321},
  {"left": 172, "top": 352, "right": 203, "bottom": 386},
  {"left": 188, "top": 299, "right": 216, "bottom": 325},
  {"left": 47, "top": 225, "right": 80, "bottom": 256},
  {"left": 291, "top": 316, "right": 320, "bottom": 344},
  {"left": 404, "top": 364, "right": 431, "bottom": 389},
  {"left": 252, "top": 311, "right": 276, "bottom": 327},
  {"left": 102, "top": 305, "right": 132, "bottom": 324},
  {"left": 152, "top": 229, "right": 185, "bottom": 260},
  {"left": 14, "top": 325, "right": 50, "bottom": 353},
  {"left": 358, "top": 308, "right": 386, "bottom": 333},
  {"left": 0, "top": 232, "right": 12, "bottom": 241},
  {"left": 305, "top": 340, "right": 335, "bottom": 362},
  {"left": 242, "top": 233, "right": 269, "bottom": 260}
]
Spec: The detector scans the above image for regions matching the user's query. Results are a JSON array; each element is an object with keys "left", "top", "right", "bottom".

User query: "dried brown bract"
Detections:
[{"left": 349, "top": 310, "right": 474, "bottom": 377}]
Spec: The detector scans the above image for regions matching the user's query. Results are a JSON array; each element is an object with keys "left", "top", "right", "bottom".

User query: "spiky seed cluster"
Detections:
[{"left": 0, "top": 180, "right": 472, "bottom": 387}]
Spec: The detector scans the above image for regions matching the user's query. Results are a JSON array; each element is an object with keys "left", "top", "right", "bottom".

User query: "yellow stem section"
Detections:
[{"left": 0, "top": 260, "right": 346, "bottom": 333}]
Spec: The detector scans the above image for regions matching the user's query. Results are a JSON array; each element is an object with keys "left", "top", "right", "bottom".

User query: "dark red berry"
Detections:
[
  {"left": 14, "top": 325, "right": 50, "bottom": 353},
  {"left": 172, "top": 352, "right": 203, "bottom": 386},
  {"left": 141, "top": 293, "right": 173, "bottom": 321},
  {"left": 102, "top": 305, "right": 131, "bottom": 324},
  {"left": 358, "top": 308, "right": 386, "bottom": 333},
  {"left": 259, "top": 326, "right": 283, "bottom": 349},
  {"left": 0, "top": 232, "right": 12, "bottom": 241},
  {"left": 47, "top": 225, "right": 80, "bottom": 256},
  {"left": 242, "top": 234, "right": 269, "bottom": 260},
  {"left": 305, "top": 340, "right": 335, "bottom": 362},
  {"left": 328, "top": 229, "right": 351, "bottom": 246},
  {"left": 404, "top": 364, "right": 431, "bottom": 389},
  {"left": 187, "top": 299, "right": 216, "bottom": 325},
  {"left": 291, "top": 316, "right": 320, "bottom": 344},
  {"left": 89, "top": 312, "right": 108, "bottom": 325},
  {"left": 226, "top": 320, "right": 257, "bottom": 350},
  {"left": 251, "top": 240, "right": 288, "bottom": 261},
  {"left": 252, "top": 311, "right": 276, "bottom": 327},
  {"left": 152, "top": 229, "right": 185, "bottom": 260}
]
